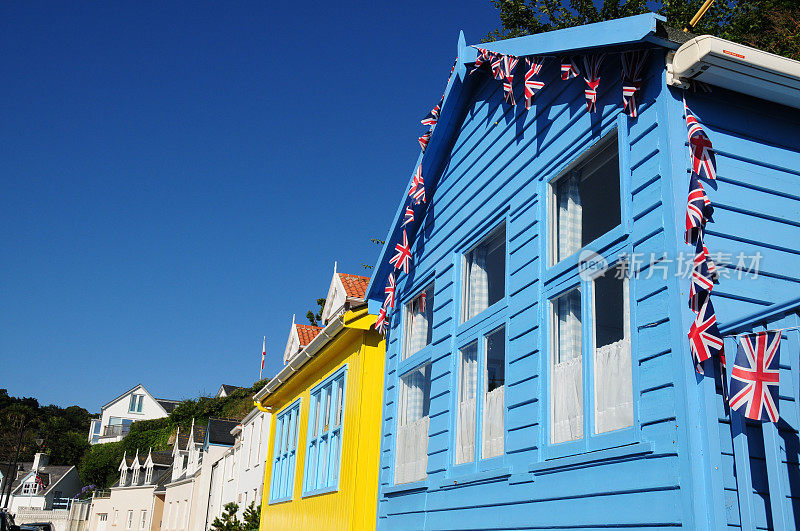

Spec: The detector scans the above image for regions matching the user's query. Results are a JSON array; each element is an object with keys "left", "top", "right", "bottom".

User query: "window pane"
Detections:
[
  {"left": 322, "top": 387, "right": 331, "bottom": 433},
  {"left": 552, "top": 288, "right": 583, "bottom": 444},
  {"left": 464, "top": 226, "right": 506, "bottom": 321},
  {"left": 311, "top": 393, "right": 319, "bottom": 437},
  {"left": 404, "top": 285, "right": 434, "bottom": 359},
  {"left": 485, "top": 327, "right": 505, "bottom": 392},
  {"left": 334, "top": 378, "right": 343, "bottom": 427},
  {"left": 594, "top": 271, "right": 633, "bottom": 434},
  {"left": 396, "top": 364, "right": 431, "bottom": 484},
  {"left": 553, "top": 132, "right": 620, "bottom": 263},
  {"left": 456, "top": 342, "right": 477, "bottom": 464}
]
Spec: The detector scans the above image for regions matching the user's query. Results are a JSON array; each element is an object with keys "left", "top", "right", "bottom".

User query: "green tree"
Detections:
[
  {"left": 241, "top": 502, "right": 261, "bottom": 531},
  {"left": 210, "top": 503, "right": 242, "bottom": 531},
  {"left": 487, "top": 0, "right": 799, "bottom": 60},
  {"left": 306, "top": 297, "right": 326, "bottom": 327}
]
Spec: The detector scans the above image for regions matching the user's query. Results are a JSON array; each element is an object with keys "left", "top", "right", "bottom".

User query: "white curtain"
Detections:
[
  {"left": 557, "top": 172, "right": 582, "bottom": 261},
  {"left": 553, "top": 290, "right": 583, "bottom": 443},
  {"left": 482, "top": 385, "right": 505, "bottom": 459},
  {"left": 455, "top": 398, "right": 476, "bottom": 464},
  {"left": 402, "top": 369, "right": 429, "bottom": 424},
  {"left": 467, "top": 246, "right": 489, "bottom": 319},
  {"left": 395, "top": 416, "right": 430, "bottom": 484},
  {"left": 595, "top": 339, "right": 633, "bottom": 433},
  {"left": 408, "top": 294, "right": 430, "bottom": 355}
]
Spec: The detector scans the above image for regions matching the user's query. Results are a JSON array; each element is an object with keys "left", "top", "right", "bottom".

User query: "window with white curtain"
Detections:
[
  {"left": 463, "top": 225, "right": 506, "bottom": 321},
  {"left": 455, "top": 342, "right": 478, "bottom": 464},
  {"left": 551, "top": 131, "right": 620, "bottom": 264},
  {"left": 551, "top": 287, "right": 583, "bottom": 444},
  {"left": 404, "top": 284, "right": 434, "bottom": 359},
  {"left": 455, "top": 326, "right": 506, "bottom": 465},
  {"left": 395, "top": 364, "right": 431, "bottom": 484},
  {"left": 593, "top": 269, "right": 633, "bottom": 434},
  {"left": 482, "top": 326, "right": 505, "bottom": 459}
]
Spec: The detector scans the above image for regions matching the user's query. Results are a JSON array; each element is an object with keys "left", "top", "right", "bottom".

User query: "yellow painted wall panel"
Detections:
[{"left": 258, "top": 310, "right": 385, "bottom": 531}]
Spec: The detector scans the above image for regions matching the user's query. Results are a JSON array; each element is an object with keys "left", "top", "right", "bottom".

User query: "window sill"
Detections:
[
  {"left": 529, "top": 441, "right": 653, "bottom": 476},
  {"left": 382, "top": 479, "right": 429, "bottom": 496},
  {"left": 434, "top": 466, "right": 511, "bottom": 490},
  {"left": 267, "top": 496, "right": 293, "bottom": 505},
  {"left": 301, "top": 485, "right": 339, "bottom": 498}
]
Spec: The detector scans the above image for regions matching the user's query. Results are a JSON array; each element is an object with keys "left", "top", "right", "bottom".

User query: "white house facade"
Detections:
[
  {"left": 89, "top": 385, "right": 180, "bottom": 445},
  {"left": 206, "top": 407, "right": 270, "bottom": 525},
  {"left": 8, "top": 453, "right": 82, "bottom": 514}
]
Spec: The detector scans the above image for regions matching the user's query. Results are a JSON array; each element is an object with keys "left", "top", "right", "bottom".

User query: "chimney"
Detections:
[{"left": 32, "top": 453, "right": 49, "bottom": 471}]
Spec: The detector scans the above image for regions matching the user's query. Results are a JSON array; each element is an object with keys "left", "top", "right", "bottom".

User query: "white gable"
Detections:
[
  {"left": 283, "top": 317, "right": 301, "bottom": 365},
  {"left": 321, "top": 264, "right": 347, "bottom": 325}
]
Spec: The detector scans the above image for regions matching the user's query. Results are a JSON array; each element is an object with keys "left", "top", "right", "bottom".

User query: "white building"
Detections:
[
  {"left": 89, "top": 385, "right": 180, "bottom": 445},
  {"left": 206, "top": 407, "right": 270, "bottom": 526},
  {"left": 7, "top": 453, "right": 82, "bottom": 514},
  {"left": 161, "top": 418, "right": 237, "bottom": 531},
  {"left": 87, "top": 448, "right": 173, "bottom": 531}
]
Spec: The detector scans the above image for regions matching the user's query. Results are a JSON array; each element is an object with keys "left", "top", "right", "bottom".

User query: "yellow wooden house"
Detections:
[{"left": 254, "top": 268, "right": 385, "bottom": 530}]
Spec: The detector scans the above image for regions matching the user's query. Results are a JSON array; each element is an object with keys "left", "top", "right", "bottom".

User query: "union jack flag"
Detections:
[
  {"left": 491, "top": 52, "right": 505, "bottom": 81},
  {"left": 684, "top": 100, "right": 717, "bottom": 180},
  {"left": 389, "top": 229, "right": 412, "bottom": 274},
  {"left": 689, "top": 237, "right": 716, "bottom": 306},
  {"left": 524, "top": 57, "right": 545, "bottom": 110},
  {"left": 385, "top": 273, "right": 396, "bottom": 309},
  {"left": 408, "top": 165, "right": 425, "bottom": 204},
  {"left": 403, "top": 206, "right": 414, "bottom": 226},
  {"left": 560, "top": 57, "right": 580, "bottom": 80},
  {"left": 472, "top": 47, "right": 491, "bottom": 74},
  {"left": 688, "top": 294, "right": 723, "bottom": 369},
  {"left": 621, "top": 50, "right": 648, "bottom": 118},
  {"left": 685, "top": 173, "right": 714, "bottom": 244},
  {"left": 421, "top": 101, "right": 441, "bottom": 126},
  {"left": 418, "top": 130, "right": 431, "bottom": 152},
  {"left": 502, "top": 55, "right": 518, "bottom": 105},
  {"left": 582, "top": 54, "right": 606, "bottom": 113},
  {"left": 375, "top": 303, "right": 388, "bottom": 334},
  {"left": 729, "top": 331, "right": 781, "bottom": 422}
]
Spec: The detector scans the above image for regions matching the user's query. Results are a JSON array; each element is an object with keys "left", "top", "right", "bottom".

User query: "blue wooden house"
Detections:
[{"left": 365, "top": 13, "right": 800, "bottom": 530}]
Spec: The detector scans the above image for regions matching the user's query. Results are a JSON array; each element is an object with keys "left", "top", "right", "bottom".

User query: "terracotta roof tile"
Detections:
[
  {"left": 295, "top": 324, "right": 323, "bottom": 346},
  {"left": 338, "top": 273, "right": 369, "bottom": 299}
]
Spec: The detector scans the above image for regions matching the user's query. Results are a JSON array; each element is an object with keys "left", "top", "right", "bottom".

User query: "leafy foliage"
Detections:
[
  {"left": 306, "top": 297, "right": 326, "bottom": 327},
  {"left": 210, "top": 502, "right": 261, "bottom": 531},
  {"left": 0, "top": 389, "right": 91, "bottom": 467},
  {"left": 487, "top": 0, "right": 800, "bottom": 60}
]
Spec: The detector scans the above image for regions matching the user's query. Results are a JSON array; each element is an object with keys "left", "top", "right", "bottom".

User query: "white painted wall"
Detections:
[
  {"left": 93, "top": 386, "right": 171, "bottom": 444},
  {"left": 86, "top": 486, "right": 157, "bottom": 531}
]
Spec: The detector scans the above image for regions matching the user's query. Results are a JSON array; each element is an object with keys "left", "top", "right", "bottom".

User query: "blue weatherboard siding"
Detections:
[{"left": 368, "top": 15, "right": 800, "bottom": 530}]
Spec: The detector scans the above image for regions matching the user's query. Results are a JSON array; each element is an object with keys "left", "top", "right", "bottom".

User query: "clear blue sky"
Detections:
[{"left": 1, "top": 1, "right": 498, "bottom": 412}]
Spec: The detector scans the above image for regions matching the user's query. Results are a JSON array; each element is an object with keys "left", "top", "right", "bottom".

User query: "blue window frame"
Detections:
[
  {"left": 269, "top": 399, "right": 301, "bottom": 503},
  {"left": 303, "top": 366, "right": 347, "bottom": 496}
]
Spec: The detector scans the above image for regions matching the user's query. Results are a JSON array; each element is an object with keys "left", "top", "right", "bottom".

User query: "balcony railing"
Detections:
[
  {"left": 93, "top": 490, "right": 111, "bottom": 499},
  {"left": 102, "top": 424, "right": 130, "bottom": 438}
]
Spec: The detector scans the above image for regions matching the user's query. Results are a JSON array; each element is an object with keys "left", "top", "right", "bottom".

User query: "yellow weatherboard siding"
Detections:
[{"left": 259, "top": 308, "right": 385, "bottom": 530}]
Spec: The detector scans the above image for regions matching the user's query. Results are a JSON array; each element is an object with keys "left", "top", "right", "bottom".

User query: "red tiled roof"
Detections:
[
  {"left": 295, "top": 324, "right": 323, "bottom": 346},
  {"left": 338, "top": 273, "right": 369, "bottom": 299}
]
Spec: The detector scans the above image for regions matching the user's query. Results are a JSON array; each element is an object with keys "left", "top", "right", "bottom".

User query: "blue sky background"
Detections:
[{"left": 1, "top": 1, "right": 499, "bottom": 412}]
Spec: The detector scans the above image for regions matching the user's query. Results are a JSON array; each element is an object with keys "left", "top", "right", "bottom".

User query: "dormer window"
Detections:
[
  {"left": 144, "top": 466, "right": 152, "bottom": 484},
  {"left": 21, "top": 482, "right": 39, "bottom": 495},
  {"left": 182, "top": 454, "right": 188, "bottom": 471},
  {"left": 120, "top": 468, "right": 127, "bottom": 485},
  {"left": 131, "top": 467, "right": 139, "bottom": 485}
]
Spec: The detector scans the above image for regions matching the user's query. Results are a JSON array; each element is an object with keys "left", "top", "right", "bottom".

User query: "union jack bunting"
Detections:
[
  {"left": 684, "top": 99, "right": 717, "bottom": 180},
  {"left": 389, "top": 229, "right": 412, "bottom": 274},
  {"left": 560, "top": 57, "right": 580, "bottom": 80},
  {"left": 729, "top": 331, "right": 781, "bottom": 422},
  {"left": 408, "top": 165, "right": 425, "bottom": 204},
  {"left": 418, "top": 130, "right": 431, "bottom": 152},
  {"left": 685, "top": 173, "right": 714, "bottom": 244},
  {"left": 421, "top": 102, "right": 441, "bottom": 126},
  {"left": 620, "top": 50, "right": 648, "bottom": 118},
  {"left": 688, "top": 294, "right": 723, "bottom": 369},
  {"left": 689, "top": 237, "right": 716, "bottom": 306},
  {"left": 491, "top": 52, "right": 505, "bottom": 81},
  {"left": 403, "top": 206, "right": 414, "bottom": 226},
  {"left": 502, "top": 55, "right": 518, "bottom": 105},
  {"left": 375, "top": 303, "right": 388, "bottom": 334},
  {"left": 385, "top": 272, "right": 396, "bottom": 309},
  {"left": 524, "top": 57, "right": 545, "bottom": 110},
  {"left": 472, "top": 47, "right": 491, "bottom": 74},
  {"left": 582, "top": 54, "right": 606, "bottom": 113}
]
